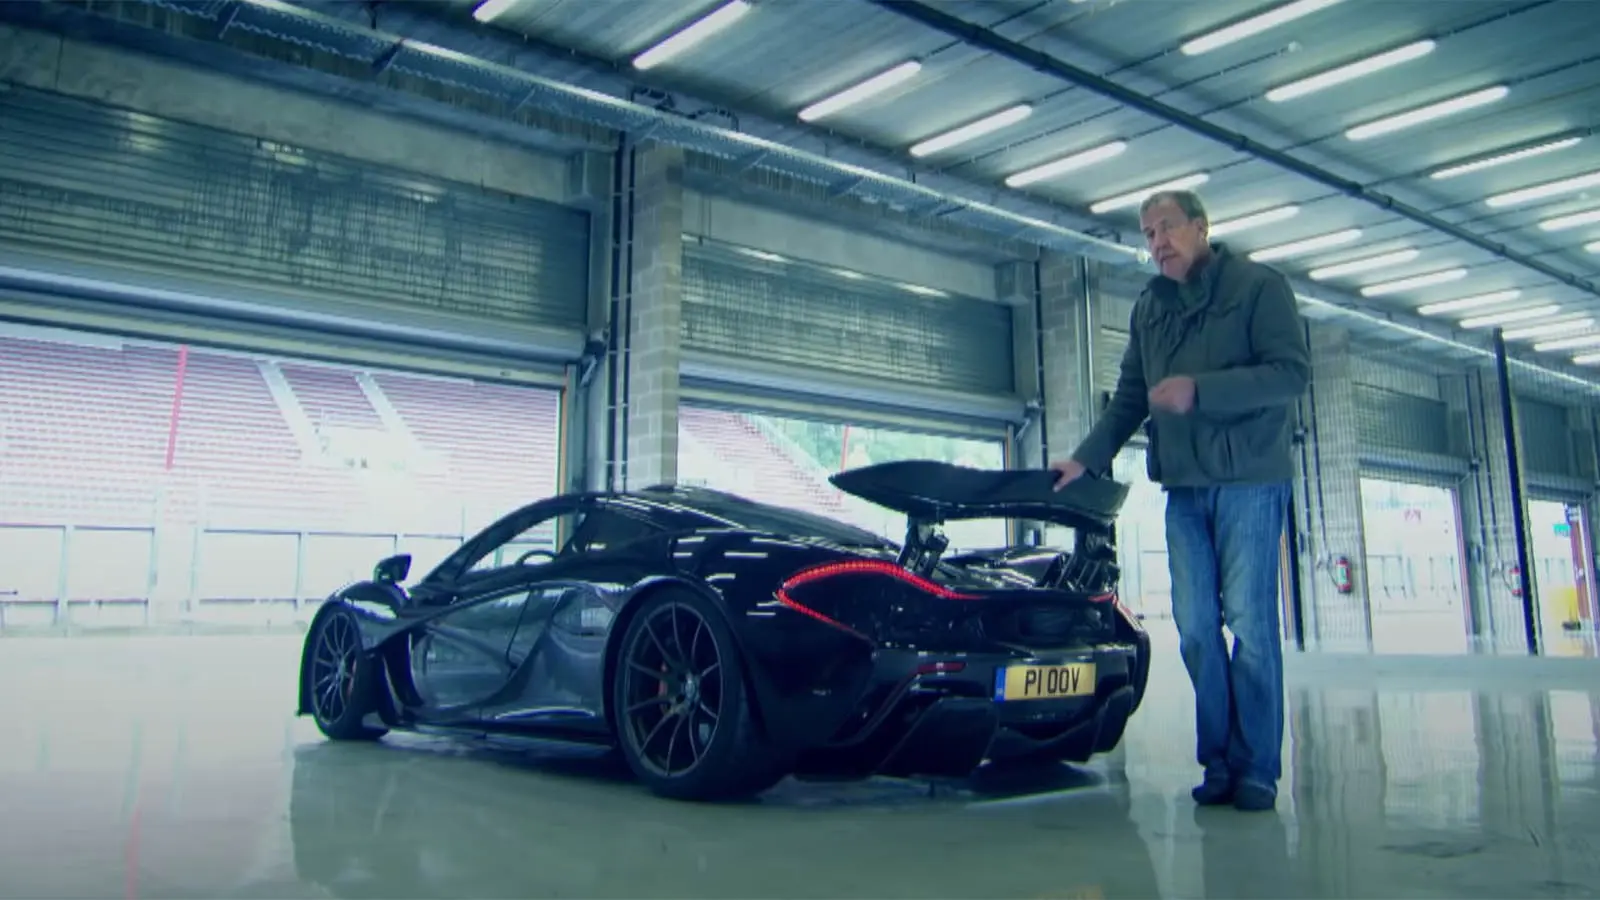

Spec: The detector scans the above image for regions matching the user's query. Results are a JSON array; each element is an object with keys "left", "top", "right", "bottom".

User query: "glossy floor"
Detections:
[{"left": 2, "top": 624, "right": 1599, "bottom": 899}]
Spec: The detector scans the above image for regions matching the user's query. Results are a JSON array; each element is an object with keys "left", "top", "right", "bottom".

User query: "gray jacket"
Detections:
[{"left": 1071, "top": 242, "right": 1311, "bottom": 488}]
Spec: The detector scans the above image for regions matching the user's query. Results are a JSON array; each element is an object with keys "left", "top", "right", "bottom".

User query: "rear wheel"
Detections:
[
  {"left": 612, "top": 589, "right": 785, "bottom": 801},
  {"left": 305, "top": 605, "right": 388, "bottom": 741}
]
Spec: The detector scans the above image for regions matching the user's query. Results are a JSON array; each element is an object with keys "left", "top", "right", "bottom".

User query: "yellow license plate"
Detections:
[{"left": 996, "top": 662, "right": 1096, "bottom": 701}]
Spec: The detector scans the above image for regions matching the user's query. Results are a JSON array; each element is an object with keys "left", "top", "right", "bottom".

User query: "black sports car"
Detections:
[{"left": 295, "top": 459, "right": 1150, "bottom": 801}]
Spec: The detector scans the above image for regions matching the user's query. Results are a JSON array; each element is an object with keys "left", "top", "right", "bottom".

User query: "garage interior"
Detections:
[{"left": 2, "top": 0, "right": 1600, "bottom": 896}]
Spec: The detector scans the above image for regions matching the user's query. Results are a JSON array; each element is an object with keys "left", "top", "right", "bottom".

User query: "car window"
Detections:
[
  {"left": 567, "top": 505, "right": 662, "bottom": 554},
  {"left": 468, "top": 509, "right": 585, "bottom": 573}
]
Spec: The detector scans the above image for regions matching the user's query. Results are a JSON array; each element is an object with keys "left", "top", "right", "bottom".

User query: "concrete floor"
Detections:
[{"left": 2, "top": 623, "right": 1599, "bottom": 899}]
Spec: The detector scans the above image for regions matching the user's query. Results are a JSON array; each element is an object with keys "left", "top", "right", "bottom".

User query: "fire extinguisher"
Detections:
[
  {"left": 1331, "top": 554, "right": 1353, "bottom": 594},
  {"left": 1507, "top": 564, "right": 1523, "bottom": 598}
]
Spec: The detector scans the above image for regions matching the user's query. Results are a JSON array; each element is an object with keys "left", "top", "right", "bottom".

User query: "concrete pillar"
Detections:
[
  {"left": 1298, "top": 325, "right": 1371, "bottom": 649},
  {"left": 621, "top": 142, "right": 684, "bottom": 490},
  {"left": 1036, "top": 250, "right": 1094, "bottom": 460}
]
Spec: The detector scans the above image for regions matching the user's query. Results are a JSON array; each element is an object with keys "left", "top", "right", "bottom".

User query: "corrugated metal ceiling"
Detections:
[
  {"left": 6, "top": 0, "right": 1600, "bottom": 393},
  {"left": 442, "top": 0, "right": 1600, "bottom": 370}
]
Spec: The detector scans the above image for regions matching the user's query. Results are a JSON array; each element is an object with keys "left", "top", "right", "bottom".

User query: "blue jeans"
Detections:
[{"left": 1164, "top": 482, "right": 1289, "bottom": 788}]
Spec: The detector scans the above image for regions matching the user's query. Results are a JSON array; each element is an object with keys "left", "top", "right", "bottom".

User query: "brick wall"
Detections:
[
  {"left": 1298, "top": 325, "right": 1372, "bottom": 649},
  {"left": 621, "top": 142, "right": 684, "bottom": 490}
]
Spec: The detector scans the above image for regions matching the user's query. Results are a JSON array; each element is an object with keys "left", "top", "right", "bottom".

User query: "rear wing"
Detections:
[{"left": 828, "top": 460, "right": 1129, "bottom": 534}]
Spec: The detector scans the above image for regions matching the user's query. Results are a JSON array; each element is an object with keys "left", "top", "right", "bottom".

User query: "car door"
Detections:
[
  {"left": 478, "top": 500, "right": 673, "bottom": 731},
  {"left": 406, "top": 574, "right": 536, "bottom": 726},
  {"left": 477, "top": 581, "right": 608, "bottom": 729}
]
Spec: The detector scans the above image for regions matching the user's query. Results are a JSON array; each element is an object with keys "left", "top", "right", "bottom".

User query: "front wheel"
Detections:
[
  {"left": 304, "top": 605, "right": 388, "bottom": 741},
  {"left": 612, "top": 589, "right": 786, "bottom": 801}
]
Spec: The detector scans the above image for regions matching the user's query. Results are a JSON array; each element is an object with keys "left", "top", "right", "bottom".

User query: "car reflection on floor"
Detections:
[{"left": 287, "top": 736, "right": 1167, "bottom": 899}]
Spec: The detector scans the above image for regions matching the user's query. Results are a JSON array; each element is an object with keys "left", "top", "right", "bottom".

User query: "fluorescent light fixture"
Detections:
[
  {"left": 1574, "top": 351, "right": 1600, "bottom": 365},
  {"left": 1088, "top": 172, "right": 1210, "bottom": 214},
  {"left": 632, "top": 1, "right": 751, "bottom": 70},
  {"left": 900, "top": 283, "right": 947, "bottom": 297},
  {"left": 1308, "top": 249, "right": 1419, "bottom": 280},
  {"left": 1416, "top": 289, "right": 1521, "bottom": 316},
  {"left": 1588, "top": 240, "right": 1600, "bottom": 254},
  {"left": 471, "top": 0, "right": 519, "bottom": 23},
  {"left": 911, "top": 104, "right": 1033, "bottom": 157},
  {"left": 1208, "top": 205, "right": 1299, "bottom": 237},
  {"left": 832, "top": 268, "right": 865, "bottom": 280},
  {"left": 1266, "top": 40, "right": 1435, "bottom": 102},
  {"left": 1181, "top": 0, "right": 1346, "bottom": 56},
  {"left": 1249, "top": 228, "right": 1362, "bottom": 261},
  {"left": 1430, "top": 136, "right": 1583, "bottom": 180},
  {"left": 1503, "top": 317, "right": 1594, "bottom": 341},
  {"left": 1459, "top": 304, "right": 1561, "bottom": 329},
  {"left": 735, "top": 247, "right": 785, "bottom": 263},
  {"left": 1359, "top": 267, "right": 1467, "bottom": 296},
  {"left": 1485, "top": 169, "right": 1600, "bottom": 208},
  {"left": 1536, "top": 333, "right": 1600, "bottom": 352},
  {"left": 1005, "top": 140, "right": 1128, "bottom": 187},
  {"left": 799, "top": 60, "right": 922, "bottom": 122},
  {"left": 1539, "top": 208, "right": 1600, "bottom": 232},
  {"left": 407, "top": 40, "right": 481, "bottom": 65},
  {"left": 1346, "top": 86, "right": 1508, "bottom": 141}
]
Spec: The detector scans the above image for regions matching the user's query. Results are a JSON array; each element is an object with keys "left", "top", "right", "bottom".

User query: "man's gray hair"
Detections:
[{"left": 1139, "top": 189, "right": 1208, "bottom": 224}]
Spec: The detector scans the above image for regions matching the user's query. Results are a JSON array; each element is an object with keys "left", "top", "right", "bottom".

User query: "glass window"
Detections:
[{"left": 468, "top": 507, "right": 583, "bottom": 573}]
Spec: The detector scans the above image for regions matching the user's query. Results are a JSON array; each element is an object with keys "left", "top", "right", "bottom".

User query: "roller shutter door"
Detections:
[
  {"left": 1350, "top": 384, "right": 1471, "bottom": 483},
  {"left": 1095, "top": 327, "right": 1130, "bottom": 396},
  {"left": 1091, "top": 263, "right": 1143, "bottom": 397},
  {"left": 680, "top": 244, "right": 1014, "bottom": 399},
  {"left": 0, "top": 85, "right": 589, "bottom": 365},
  {"left": 1518, "top": 396, "right": 1586, "bottom": 480},
  {"left": 1354, "top": 385, "right": 1452, "bottom": 457}
]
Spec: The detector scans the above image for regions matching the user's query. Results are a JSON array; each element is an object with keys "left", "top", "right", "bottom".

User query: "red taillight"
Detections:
[
  {"left": 773, "top": 559, "right": 975, "bottom": 642},
  {"left": 780, "top": 559, "right": 981, "bottom": 601},
  {"left": 915, "top": 660, "right": 965, "bottom": 675},
  {"left": 773, "top": 590, "right": 868, "bottom": 640}
]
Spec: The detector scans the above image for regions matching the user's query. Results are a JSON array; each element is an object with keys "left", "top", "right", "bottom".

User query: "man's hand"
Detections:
[
  {"left": 1149, "top": 375, "right": 1197, "bottom": 414},
  {"left": 1048, "top": 458, "right": 1085, "bottom": 491}
]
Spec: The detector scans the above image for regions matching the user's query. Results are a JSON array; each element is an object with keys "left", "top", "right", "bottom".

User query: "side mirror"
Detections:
[{"left": 374, "top": 554, "right": 412, "bottom": 584}]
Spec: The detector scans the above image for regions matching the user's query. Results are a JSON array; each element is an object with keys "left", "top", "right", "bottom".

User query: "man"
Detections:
[{"left": 1049, "top": 189, "right": 1310, "bottom": 812}]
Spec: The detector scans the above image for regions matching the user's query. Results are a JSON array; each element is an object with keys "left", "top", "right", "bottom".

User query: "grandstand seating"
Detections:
[
  {"left": 370, "top": 371, "right": 560, "bottom": 533},
  {"left": 0, "top": 334, "right": 566, "bottom": 613},
  {"left": 0, "top": 335, "right": 172, "bottom": 527},
  {"left": 154, "top": 348, "right": 367, "bottom": 532},
  {"left": 676, "top": 407, "right": 847, "bottom": 519},
  {"left": 0, "top": 332, "right": 931, "bottom": 616},
  {"left": 278, "top": 363, "right": 387, "bottom": 432}
]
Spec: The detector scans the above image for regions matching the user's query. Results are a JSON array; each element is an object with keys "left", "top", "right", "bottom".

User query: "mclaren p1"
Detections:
[{"left": 295, "top": 459, "right": 1150, "bottom": 801}]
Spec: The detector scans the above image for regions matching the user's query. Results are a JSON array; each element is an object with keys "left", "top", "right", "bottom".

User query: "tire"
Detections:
[
  {"left": 611, "top": 588, "right": 785, "bottom": 801},
  {"left": 304, "top": 605, "right": 388, "bottom": 742}
]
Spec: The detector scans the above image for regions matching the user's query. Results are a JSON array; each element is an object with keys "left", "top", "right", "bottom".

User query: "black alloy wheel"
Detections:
[
  {"left": 620, "top": 597, "right": 726, "bottom": 777},
  {"left": 306, "top": 606, "right": 386, "bottom": 741},
  {"left": 613, "top": 589, "right": 784, "bottom": 800}
]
